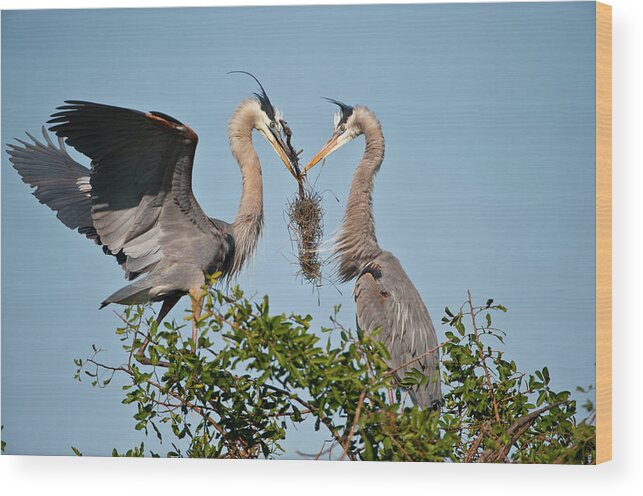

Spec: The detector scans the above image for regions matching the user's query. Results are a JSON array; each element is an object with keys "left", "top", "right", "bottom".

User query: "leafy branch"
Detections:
[{"left": 71, "top": 286, "right": 595, "bottom": 463}]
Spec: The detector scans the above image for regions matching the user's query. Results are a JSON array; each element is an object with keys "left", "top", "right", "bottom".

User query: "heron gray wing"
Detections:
[
  {"left": 7, "top": 127, "right": 97, "bottom": 240},
  {"left": 355, "top": 251, "right": 441, "bottom": 408},
  {"left": 48, "top": 101, "right": 227, "bottom": 283}
]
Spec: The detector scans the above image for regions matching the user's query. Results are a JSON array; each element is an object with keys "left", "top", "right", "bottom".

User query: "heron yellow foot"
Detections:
[
  {"left": 192, "top": 323, "right": 198, "bottom": 351},
  {"left": 189, "top": 287, "right": 204, "bottom": 352}
]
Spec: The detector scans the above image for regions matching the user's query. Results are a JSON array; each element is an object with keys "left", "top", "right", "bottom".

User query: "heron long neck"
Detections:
[
  {"left": 228, "top": 101, "right": 264, "bottom": 277},
  {"left": 336, "top": 112, "right": 385, "bottom": 282}
]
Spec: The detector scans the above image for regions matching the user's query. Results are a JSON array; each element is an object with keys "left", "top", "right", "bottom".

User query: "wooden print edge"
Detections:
[{"left": 595, "top": 1, "right": 612, "bottom": 464}]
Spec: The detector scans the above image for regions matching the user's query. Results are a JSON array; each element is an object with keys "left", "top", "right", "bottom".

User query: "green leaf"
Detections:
[{"left": 71, "top": 288, "right": 594, "bottom": 463}]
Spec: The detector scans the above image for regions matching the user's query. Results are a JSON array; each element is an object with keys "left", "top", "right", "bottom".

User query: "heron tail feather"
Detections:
[{"left": 100, "top": 280, "right": 155, "bottom": 308}]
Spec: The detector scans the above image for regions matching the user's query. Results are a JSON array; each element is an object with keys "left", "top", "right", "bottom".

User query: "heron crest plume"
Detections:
[
  {"left": 322, "top": 97, "right": 354, "bottom": 128},
  {"left": 228, "top": 71, "right": 280, "bottom": 122}
]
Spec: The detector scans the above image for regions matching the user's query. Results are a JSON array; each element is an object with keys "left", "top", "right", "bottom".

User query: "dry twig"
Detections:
[
  {"left": 467, "top": 290, "right": 501, "bottom": 423},
  {"left": 280, "top": 120, "right": 326, "bottom": 284}
]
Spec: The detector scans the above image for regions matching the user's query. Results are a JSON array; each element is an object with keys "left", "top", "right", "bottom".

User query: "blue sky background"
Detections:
[{"left": 2, "top": 2, "right": 596, "bottom": 457}]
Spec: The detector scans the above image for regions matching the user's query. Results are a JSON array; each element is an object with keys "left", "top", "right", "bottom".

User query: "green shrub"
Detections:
[{"left": 74, "top": 284, "right": 595, "bottom": 463}]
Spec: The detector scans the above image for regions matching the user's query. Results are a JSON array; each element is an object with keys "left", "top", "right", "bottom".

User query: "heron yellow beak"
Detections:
[
  {"left": 302, "top": 132, "right": 341, "bottom": 175},
  {"left": 263, "top": 128, "right": 299, "bottom": 180}
]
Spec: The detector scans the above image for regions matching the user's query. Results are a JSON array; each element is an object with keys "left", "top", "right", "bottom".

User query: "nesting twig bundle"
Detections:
[
  {"left": 287, "top": 187, "right": 324, "bottom": 283},
  {"left": 280, "top": 120, "right": 324, "bottom": 284}
]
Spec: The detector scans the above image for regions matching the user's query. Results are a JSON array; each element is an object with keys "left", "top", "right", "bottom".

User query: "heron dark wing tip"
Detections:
[
  {"left": 24, "top": 131, "right": 39, "bottom": 143},
  {"left": 62, "top": 100, "right": 95, "bottom": 106},
  {"left": 6, "top": 142, "right": 20, "bottom": 152},
  {"left": 48, "top": 111, "right": 73, "bottom": 119}
]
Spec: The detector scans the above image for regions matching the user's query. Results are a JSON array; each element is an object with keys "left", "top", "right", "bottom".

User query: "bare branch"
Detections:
[
  {"left": 340, "top": 390, "right": 367, "bottom": 461},
  {"left": 467, "top": 290, "right": 501, "bottom": 424}
]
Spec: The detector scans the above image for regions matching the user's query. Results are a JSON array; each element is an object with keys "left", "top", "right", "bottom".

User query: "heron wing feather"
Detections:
[
  {"left": 355, "top": 251, "right": 441, "bottom": 408},
  {"left": 7, "top": 127, "right": 95, "bottom": 237},
  {"left": 48, "top": 101, "right": 229, "bottom": 287}
]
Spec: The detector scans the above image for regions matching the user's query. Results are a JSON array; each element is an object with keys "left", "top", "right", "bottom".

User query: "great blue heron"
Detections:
[
  {"left": 7, "top": 74, "right": 297, "bottom": 352},
  {"left": 303, "top": 100, "right": 441, "bottom": 409}
]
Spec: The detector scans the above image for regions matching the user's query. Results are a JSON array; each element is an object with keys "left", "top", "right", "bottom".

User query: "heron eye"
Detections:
[
  {"left": 269, "top": 121, "right": 276, "bottom": 129},
  {"left": 338, "top": 124, "right": 347, "bottom": 133}
]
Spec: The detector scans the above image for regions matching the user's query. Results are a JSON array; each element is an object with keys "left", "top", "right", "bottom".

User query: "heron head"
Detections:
[
  {"left": 228, "top": 71, "right": 299, "bottom": 179},
  {"left": 302, "top": 98, "right": 360, "bottom": 174}
]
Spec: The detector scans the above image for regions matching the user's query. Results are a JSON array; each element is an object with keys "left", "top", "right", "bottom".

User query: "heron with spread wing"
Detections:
[
  {"left": 7, "top": 73, "right": 298, "bottom": 353},
  {"left": 303, "top": 100, "right": 442, "bottom": 409}
]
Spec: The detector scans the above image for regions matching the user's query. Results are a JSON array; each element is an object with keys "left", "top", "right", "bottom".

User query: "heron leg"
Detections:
[
  {"left": 388, "top": 388, "right": 394, "bottom": 405},
  {"left": 135, "top": 295, "right": 180, "bottom": 367},
  {"left": 189, "top": 287, "right": 204, "bottom": 352}
]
